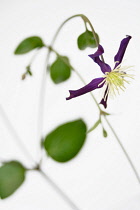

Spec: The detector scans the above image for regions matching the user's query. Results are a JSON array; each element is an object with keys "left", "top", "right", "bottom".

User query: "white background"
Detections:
[{"left": 0, "top": 0, "right": 140, "bottom": 209}]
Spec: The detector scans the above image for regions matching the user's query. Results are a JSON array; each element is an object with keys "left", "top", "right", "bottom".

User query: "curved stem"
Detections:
[
  {"left": 46, "top": 14, "right": 104, "bottom": 70},
  {"left": 0, "top": 105, "right": 36, "bottom": 165},
  {"left": 81, "top": 16, "right": 104, "bottom": 63},
  {"left": 51, "top": 14, "right": 83, "bottom": 44},
  {"left": 28, "top": 48, "right": 41, "bottom": 66},
  {"left": 104, "top": 115, "right": 140, "bottom": 183},
  {"left": 39, "top": 169, "right": 81, "bottom": 210},
  {"left": 37, "top": 48, "right": 48, "bottom": 159},
  {"left": 46, "top": 14, "right": 83, "bottom": 70}
]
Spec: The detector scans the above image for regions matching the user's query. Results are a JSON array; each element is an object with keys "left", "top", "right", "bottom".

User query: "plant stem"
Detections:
[
  {"left": 46, "top": 14, "right": 83, "bottom": 70},
  {"left": 104, "top": 115, "right": 140, "bottom": 183},
  {"left": 46, "top": 14, "right": 104, "bottom": 70},
  {"left": 0, "top": 105, "right": 36, "bottom": 165},
  {"left": 39, "top": 169, "right": 81, "bottom": 210},
  {"left": 81, "top": 15, "right": 104, "bottom": 62},
  {"left": 73, "top": 68, "right": 140, "bottom": 183},
  {"left": 28, "top": 48, "right": 41, "bottom": 66},
  {"left": 36, "top": 48, "right": 48, "bottom": 159}
]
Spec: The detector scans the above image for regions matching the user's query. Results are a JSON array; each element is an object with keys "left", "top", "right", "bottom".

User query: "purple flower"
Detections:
[{"left": 66, "top": 36, "right": 133, "bottom": 108}]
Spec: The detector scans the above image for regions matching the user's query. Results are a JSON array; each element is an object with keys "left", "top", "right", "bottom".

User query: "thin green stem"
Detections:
[
  {"left": 36, "top": 48, "right": 48, "bottom": 158},
  {"left": 28, "top": 48, "right": 41, "bottom": 66},
  {"left": 74, "top": 68, "right": 140, "bottom": 183},
  {"left": 39, "top": 169, "right": 81, "bottom": 210},
  {"left": 81, "top": 15, "right": 104, "bottom": 63},
  {"left": 46, "top": 14, "right": 83, "bottom": 70},
  {"left": 46, "top": 14, "right": 104, "bottom": 71},
  {"left": 0, "top": 105, "right": 36, "bottom": 165},
  {"left": 51, "top": 14, "right": 83, "bottom": 42},
  {"left": 104, "top": 115, "right": 140, "bottom": 183},
  {"left": 84, "top": 21, "right": 88, "bottom": 31}
]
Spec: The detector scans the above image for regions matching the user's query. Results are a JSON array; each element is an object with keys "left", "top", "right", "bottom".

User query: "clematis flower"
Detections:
[{"left": 66, "top": 35, "right": 133, "bottom": 108}]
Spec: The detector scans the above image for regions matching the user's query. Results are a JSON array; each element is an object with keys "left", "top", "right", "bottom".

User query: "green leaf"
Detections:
[
  {"left": 44, "top": 119, "right": 87, "bottom": 162},
  {"left": 103, "top": 128, "right": 108, "bottom": 138},
  {"left": 0, "top": 161, "right": 26, "bottom": 199},
  {"left": 88, "top": 119, "right": 101, "bottom": 133},
  {"left": 77, "top": 30, "right": 99, "bottom": 50},
  {"left": 14, "top": 36, "right": 44, "bottom": 54},
  {"left": 50, "top": 56, "right": 71, "bottom": 84}
]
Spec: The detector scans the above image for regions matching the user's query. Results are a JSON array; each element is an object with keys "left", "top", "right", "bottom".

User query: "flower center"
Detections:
[
  {"left": 105, "top": 70, "right": 126, "bottom": 94},
  {"left": 99, "top": 64, "right": 134, "bottom": 97}
]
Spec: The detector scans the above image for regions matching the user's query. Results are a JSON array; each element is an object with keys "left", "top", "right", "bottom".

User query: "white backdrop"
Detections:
[{"left": 0, "top": 0, "right": 140, "bottom": 209}]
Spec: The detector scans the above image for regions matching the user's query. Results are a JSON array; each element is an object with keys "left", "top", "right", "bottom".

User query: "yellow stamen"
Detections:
[{"left": 99, "top": 64, "right": 134, "bottom": 98}]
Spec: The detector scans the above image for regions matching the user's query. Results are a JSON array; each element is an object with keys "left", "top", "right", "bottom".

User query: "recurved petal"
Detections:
[
  {"left": 114, "top": 35, "right": 132, "bottom": 68},
  {"left": 89, "top": 44, "right": 104, "bottom": 57},
  {"left": 88, "top": 45, "right": 111, "bottom": 74},
  {"left": 66, "top": 77, "right": 105, "bottom": 100}
]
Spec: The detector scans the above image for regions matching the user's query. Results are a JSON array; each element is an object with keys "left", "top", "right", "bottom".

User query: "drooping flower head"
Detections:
[{"left": 66, "top": 36, "right": 133, "bottom": 108}]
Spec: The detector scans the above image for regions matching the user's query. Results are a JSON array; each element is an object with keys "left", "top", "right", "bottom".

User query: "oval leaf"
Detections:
[
  {"left": 0, "top": 161, "right": 25, "bottom": 199},
  {"left": 77, "top": 30, "right": 99, "bottom": 50},
  {"left": 14, "top": 36, "right": 44, "bottom": 54},
  {"left": 50, "top": 56, "right": 71, "bottom": 84},
  {"left": 44, "top": 119, "right": 87, "bottom": 162}
]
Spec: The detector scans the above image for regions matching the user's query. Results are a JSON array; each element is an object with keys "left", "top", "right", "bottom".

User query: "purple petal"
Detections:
[
  {"left": 66, "top": 77, "right": 105, "bottom": 100},
  {"left": 114, "top": 35, "right": 132, "bottom": 68},
  {"left": 100, "top": 86, "right": 109, "bottom": 109},
  {"left": 88, "top": 45, "right": 111, "bottom": 74}
]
